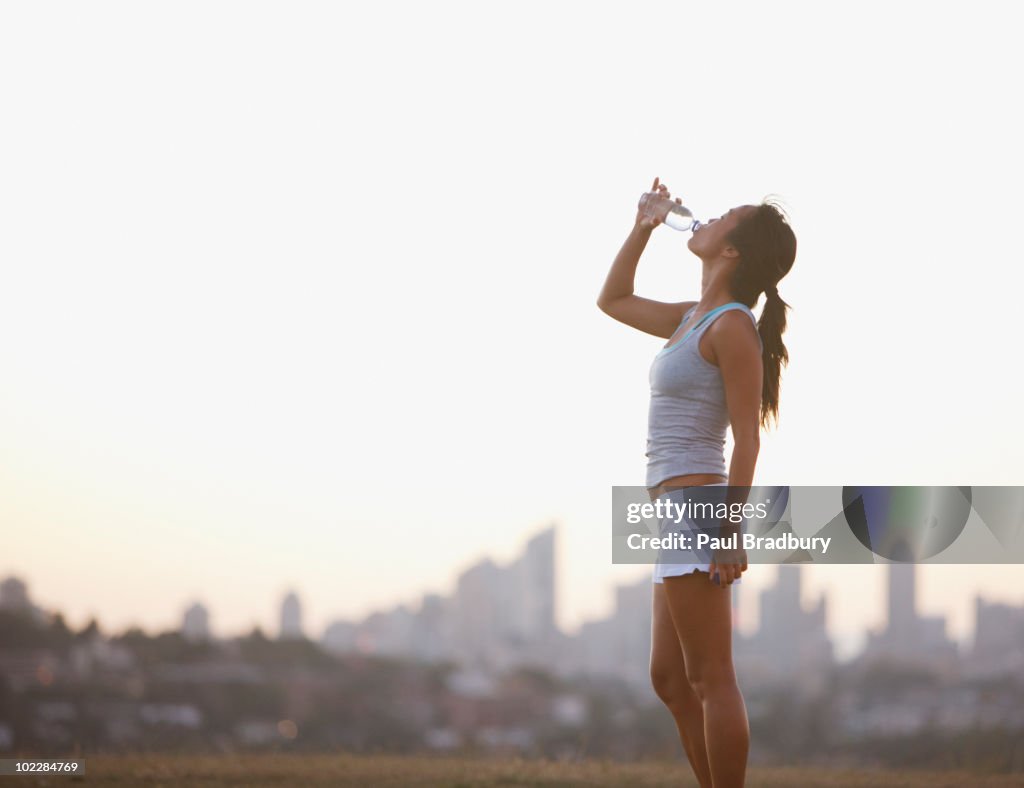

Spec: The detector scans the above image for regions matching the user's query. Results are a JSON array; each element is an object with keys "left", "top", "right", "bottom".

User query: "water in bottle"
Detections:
[{"left": 638, "top": 192, "right": 703, "bottom": 232}]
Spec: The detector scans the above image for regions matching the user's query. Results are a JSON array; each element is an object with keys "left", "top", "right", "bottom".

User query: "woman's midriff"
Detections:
[{"left": 647, "top": 472, "right": 728, "bottom": 502}]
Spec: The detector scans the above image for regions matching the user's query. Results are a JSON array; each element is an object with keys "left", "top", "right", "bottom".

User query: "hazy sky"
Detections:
[{"left": 2, "top": 1, "right": 1023, "bottom": 657}]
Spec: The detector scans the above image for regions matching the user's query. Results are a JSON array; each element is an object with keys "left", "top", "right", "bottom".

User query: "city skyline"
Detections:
[{"left": 6, "top": 524, "right": 1024, "bottom": 668}]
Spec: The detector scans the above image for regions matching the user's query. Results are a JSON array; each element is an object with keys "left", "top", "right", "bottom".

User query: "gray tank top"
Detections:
[{"left": 646, "top": 302, "right": 762, "bottom": 488}]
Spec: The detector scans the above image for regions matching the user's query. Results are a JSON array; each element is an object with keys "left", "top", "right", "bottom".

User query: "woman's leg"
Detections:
[
  {"left": 650, "top": 581, "right": 713, "bottom": 788},
  {"left": 662, "top": 571, "right": 749, "bottom": 788}
]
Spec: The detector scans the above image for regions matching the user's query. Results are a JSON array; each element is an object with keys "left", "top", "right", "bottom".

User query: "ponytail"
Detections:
[{"left": 726, "top": 199, "right": 797, "bottom": 430}]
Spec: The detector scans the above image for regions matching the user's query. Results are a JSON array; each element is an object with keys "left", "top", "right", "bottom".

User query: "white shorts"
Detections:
[{"left": 650, "top": 482, "right": 743, "bottom": 586}]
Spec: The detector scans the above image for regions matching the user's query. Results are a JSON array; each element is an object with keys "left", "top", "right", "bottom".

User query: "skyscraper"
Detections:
[
  {"left": 862, "top": 563, "right": 957, "bottom": 669},
  {"left": 515, "top": 524, "right": 557, "bottom": 642},
  {"left": 450, "top": 524, "right": 559, "bottom": 668},
  {"left": 888, "top": 562, "right": 917, "bottom": 644},
  {"left": 741, "top": 565, "right": 832, "bottom": 688},
  {"left": 280, "top": 590, "right": 304, "bottom": 640}
]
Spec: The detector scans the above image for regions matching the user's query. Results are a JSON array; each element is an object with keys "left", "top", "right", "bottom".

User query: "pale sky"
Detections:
[{"left": 2, "top": 1, "right": 1023, "bottom": 658}]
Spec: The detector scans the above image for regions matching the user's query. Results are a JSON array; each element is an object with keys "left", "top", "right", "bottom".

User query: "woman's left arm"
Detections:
[{"left": 708, "top": 312, "right": 764, "bottom": 585}]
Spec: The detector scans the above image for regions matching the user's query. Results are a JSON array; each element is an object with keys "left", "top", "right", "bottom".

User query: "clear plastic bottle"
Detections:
[{"left": 638, "top": 192, "right": 703, "bottom": 232}]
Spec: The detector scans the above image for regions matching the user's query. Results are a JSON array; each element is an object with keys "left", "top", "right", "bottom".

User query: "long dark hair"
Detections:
[{"left": 726, "top": 197, "right": 797, "bottom": 430}]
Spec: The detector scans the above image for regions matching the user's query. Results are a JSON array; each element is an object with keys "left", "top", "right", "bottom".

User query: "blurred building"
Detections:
[
  {"left": 513, "top": 526, "right": 558, "bottom": 643},
  {"left": 861, "top": 563, "right": 958, "bottom": 674},
  {"left": 0, "top": 576, "right": 47, "bottom": 625},
  {"left": 182, "top": 602, "right": 211, "bottom": 642},
  {"left": 736, "top": 565, "right": 833, "bottom": 692},
  {"left": 966, "top": 596, "right": 1024, "bottom": 679},
  {"left": 280, "top": 591, "right": 303, "bottom": 640},
  {"left": 319, "top": 524, "right": 560, "bottom": 670},
  {"left": 321, "top": 619, "right": 358, "bottom": 654},
  {"left": 411, "top": 592, "right": 453, "bottom": 662},
  {"left": 450, "top": 524, "right": 559, "bottom": 670},
  {"left": 571, "top": 574, "right": 652, "bottom": 693},
  {"left": 0, "top": 577, "right": 31, "bottom": 612},
  {"left": 360, "top": 605, "right": 417, "bottom": 656}
]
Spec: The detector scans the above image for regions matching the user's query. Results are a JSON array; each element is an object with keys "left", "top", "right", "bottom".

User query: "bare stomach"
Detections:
[{"left": 647, "top": 472, "right": 728, "bottom": 502}]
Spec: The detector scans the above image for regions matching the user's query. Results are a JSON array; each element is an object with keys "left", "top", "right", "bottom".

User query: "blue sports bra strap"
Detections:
[{"left": 682, "top": 302, "right": 744, "bottom": 341}]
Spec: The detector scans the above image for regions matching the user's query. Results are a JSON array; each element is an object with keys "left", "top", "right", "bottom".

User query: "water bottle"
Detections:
[{"left": 638, "top": 192, "right": 703, "bottom": 232}]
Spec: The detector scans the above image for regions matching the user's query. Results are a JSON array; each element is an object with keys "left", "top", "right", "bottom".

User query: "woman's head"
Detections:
[
  {"left": 724, "top": 199, "right": 797, "bottom": 306},
  {"left": 687, "top": 200, "right": 796, "bottom": 301},
  {"left": 694, "top": 198, "right": 798, "bottom": 430}
]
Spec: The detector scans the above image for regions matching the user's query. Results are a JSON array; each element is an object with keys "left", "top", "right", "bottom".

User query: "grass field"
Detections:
[{"left": 18, "top": 754, "right": 1024, "bottom": 786}]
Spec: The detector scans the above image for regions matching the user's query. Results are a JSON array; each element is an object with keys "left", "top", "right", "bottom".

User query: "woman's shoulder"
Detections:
[{"left": 704, "top": 305, "right": 762, "bottom": 348}]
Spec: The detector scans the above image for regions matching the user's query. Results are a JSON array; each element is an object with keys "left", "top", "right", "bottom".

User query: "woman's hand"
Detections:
[
  {"left": 635, "top": 176, "right": 684, "bottom": 231},
  {"left": 709, "top": 547, "right": 748, "bottom": 587}
]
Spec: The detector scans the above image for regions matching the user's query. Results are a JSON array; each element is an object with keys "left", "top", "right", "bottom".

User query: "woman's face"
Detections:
[{"left": 687, "top": 204, "right": 757, "bottom": 260}]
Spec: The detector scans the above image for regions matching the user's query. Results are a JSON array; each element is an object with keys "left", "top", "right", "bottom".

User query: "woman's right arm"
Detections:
[{"left": 596, "top": 178, "right": 694, "bottom": 339}]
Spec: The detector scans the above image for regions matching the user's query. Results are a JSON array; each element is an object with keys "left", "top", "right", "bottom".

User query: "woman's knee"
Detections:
[
  {"left": 650, "top": 661, "right": 673, "bottom": 702},
  {"left": 651, "top": 661, "right": 699, "bottom": 710},
  {"left": 684, "top": 660, "right": 738, "bottom": 701}
]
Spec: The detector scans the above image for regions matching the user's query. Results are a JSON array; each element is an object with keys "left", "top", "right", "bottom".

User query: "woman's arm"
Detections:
[
  {"left": 596, "top": 220, "right": 653, "bottom": 308},
  {"left": 708, "top": 312, "right": 764, "bottom": 585},
  {"left": 597, "top": 178, "right": 694, "bottom": 338}
]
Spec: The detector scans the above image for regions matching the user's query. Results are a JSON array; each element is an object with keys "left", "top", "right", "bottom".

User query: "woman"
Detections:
[{"left": 597, "top": 177, "right": 796, "bottom": 788}]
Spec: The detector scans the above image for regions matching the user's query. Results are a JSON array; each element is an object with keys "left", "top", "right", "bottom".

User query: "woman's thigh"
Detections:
[
  {"left": 661, "top": 571, "right": 736, "bottom": 685},
  {"left": 650, "top": 581, "right": 692, "bottom": 699},
  {"left": 651, "top": 582, "right": 684, "bottom": 668}
]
